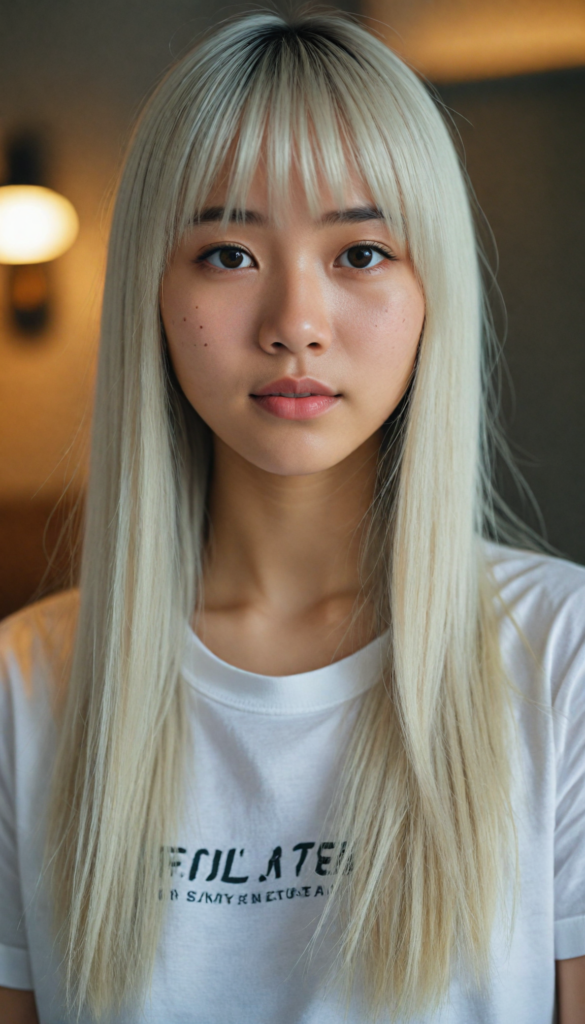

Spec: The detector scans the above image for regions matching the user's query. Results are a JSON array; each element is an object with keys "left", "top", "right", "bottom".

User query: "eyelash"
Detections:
[
  {"left": 339, "top": 242, "right": 398, "bottom": 272},
  {"left": 195, "top": 245, "right": 255, "bottom": 271},
  {"left": 195, "top": 241, "right": 398, "bottom": 271}
]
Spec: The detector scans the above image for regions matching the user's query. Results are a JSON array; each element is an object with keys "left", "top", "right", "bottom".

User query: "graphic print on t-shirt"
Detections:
[
  {"left": 3, "top": 548, "right": 585, "bottom": 1022},
  {"left": 160, "top": 839, "right": 348, "bottom": 907}
]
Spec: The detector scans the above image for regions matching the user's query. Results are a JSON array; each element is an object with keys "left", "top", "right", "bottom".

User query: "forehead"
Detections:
[{"left": 199, "top": 154, "right": 378, "bottom": 225}]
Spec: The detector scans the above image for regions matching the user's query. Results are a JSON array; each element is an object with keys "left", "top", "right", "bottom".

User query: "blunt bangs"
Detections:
[{"left": 171, "top": 16, "right": 409, "bottom": 250}]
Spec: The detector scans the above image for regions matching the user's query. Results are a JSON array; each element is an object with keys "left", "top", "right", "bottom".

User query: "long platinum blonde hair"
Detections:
[{"left": 45, "top": 11, "right": 519, "bottom": 1021}]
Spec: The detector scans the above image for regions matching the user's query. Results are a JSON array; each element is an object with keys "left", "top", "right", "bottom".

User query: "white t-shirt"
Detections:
[{"left": 1, "top": 542, "right": 585, "bottom": 1023}]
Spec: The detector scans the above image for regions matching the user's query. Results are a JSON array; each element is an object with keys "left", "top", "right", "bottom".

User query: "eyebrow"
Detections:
[
  {"left": 320, "top": 205, "right": 384, "bottom": 225},
  {"left": 195, "top": 206, "right": 266, "bottom": 225},
  {"left": 194, "top": 205, "right": 385, "bottom": 226}
]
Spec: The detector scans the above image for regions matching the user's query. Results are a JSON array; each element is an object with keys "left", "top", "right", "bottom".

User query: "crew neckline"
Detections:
[{"left": 182, "top": 627, "right": 388, "bottom": 715}]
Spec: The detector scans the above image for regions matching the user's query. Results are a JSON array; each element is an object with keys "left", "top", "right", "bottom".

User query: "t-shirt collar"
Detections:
[{"left": 182, "top": 627, "right": 388, "bottom": 715}]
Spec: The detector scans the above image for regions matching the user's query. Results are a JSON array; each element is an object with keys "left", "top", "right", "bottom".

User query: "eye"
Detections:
[
  {"left": 337, "top": 244, "right": 393, "bottom": 270},
  {"left": 201, "top": 246, "right": 254, "bottom": 270}
]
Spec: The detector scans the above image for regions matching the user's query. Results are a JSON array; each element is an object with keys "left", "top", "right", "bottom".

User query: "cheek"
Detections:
[
  {"left": 162, "top": 276, "right": 255, "bottom": 400},
  {"left": 337, "top": 281, "right": 425, "bottom": 407}
]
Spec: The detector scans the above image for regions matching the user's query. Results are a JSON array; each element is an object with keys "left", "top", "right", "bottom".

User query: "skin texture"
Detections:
[{"left": 160, "top": 161, "right": 425, "bottom": 673}]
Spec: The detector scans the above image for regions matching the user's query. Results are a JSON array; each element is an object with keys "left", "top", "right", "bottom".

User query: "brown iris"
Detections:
[
  {"left": 346, "top": 245, "right": 376, "bottom": 269},
  {"left": 218, "top": 248, "right": 246, "bottom": 269}
]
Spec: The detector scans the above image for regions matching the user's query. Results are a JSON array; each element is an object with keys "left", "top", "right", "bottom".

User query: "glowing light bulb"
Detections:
[{"left": 0, "top": 185, "right": 79, "bottom": 264}]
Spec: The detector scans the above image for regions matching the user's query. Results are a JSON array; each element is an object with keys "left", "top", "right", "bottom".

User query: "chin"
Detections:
[{"left": 240, "top": 440, "right": 349, "bottom": 478}]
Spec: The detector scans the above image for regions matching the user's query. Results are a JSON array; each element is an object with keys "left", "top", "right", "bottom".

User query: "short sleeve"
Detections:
[
  {"left": 0, "top": 652, "right": 33, "bottom": 988},
  {"left": 552, "top": 585, "right": 585, "bottom": 959}
]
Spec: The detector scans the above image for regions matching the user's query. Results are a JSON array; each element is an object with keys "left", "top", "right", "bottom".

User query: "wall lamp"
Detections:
[{"left": 0, "top": 133, "right": 79, "bottom": 334}]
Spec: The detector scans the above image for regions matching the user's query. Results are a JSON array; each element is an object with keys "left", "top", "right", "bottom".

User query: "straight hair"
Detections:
[{"left": 44, "top": 11, "right": 520, "bottom": 1020}]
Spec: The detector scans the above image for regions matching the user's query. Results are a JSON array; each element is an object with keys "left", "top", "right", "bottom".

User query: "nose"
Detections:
[{"left": 257, "top": 262, "right": 333, "bottom": 355}]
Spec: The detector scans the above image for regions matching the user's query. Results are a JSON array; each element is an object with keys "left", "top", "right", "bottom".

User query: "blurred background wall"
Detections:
[{"left": 0, "top": 0, "right": 583, "bottom": 618}]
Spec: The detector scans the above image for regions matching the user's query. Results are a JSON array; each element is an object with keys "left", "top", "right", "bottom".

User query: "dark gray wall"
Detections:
[{"left": 439, "top": 69, "right": 585, "bottom": 564}]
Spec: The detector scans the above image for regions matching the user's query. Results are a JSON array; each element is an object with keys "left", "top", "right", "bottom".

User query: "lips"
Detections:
[
  {"left": 250, "top": 377, "right": 341, "bottom": 421},
  {"left": 251, "top": 377, "right": 338, "bottom": 398}
]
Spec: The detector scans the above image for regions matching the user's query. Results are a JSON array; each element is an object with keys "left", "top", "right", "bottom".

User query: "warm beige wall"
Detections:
[
  {"left": 0, "top": 1, "right": 213, "bottom": 503},
  {"left": 365, "top": 0, "right": 585, "bottom": 82},
  {"left": 0, "top": 4, "right": 130, "bottom": 503},
  {"left": 0, "top": 203, "right": 104, "bottom": 502},
  {"left": 0, "top": 121, "right": 109, "bottom": 502}
]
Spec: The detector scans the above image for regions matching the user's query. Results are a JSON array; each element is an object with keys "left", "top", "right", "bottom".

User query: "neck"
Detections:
[{"left": 201, "top": 432, "right": 380, "bottom": 628}]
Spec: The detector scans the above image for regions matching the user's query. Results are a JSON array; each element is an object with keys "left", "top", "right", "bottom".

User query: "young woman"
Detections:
[{"left": 1, "top": 11, "right": 584, "bottom": 1024}]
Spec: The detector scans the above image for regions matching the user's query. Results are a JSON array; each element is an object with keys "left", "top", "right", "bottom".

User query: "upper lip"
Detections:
[{"left": 251, "top": 377, "right": 339, "bottom": 397}]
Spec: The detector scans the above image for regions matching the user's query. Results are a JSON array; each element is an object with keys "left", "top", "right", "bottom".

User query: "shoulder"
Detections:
[
  {"left": 0, "top": 590, "right": 79, "bottom": 706},
  {"left": 484, "top": 542, "right": 585, "bottom": 704},
  {"left": 485, "top": 540, "right": 585, "bottom": 608}
]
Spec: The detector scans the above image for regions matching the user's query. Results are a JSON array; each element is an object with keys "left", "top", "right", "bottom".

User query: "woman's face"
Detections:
[{"left": 160, "top": 161, "right": 425, "bottom": 476}]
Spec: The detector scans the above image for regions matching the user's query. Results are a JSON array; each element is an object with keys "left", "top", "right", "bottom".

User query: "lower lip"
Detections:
[{"left": 251, "top": 394, "right": 340, "bottom": 420}]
